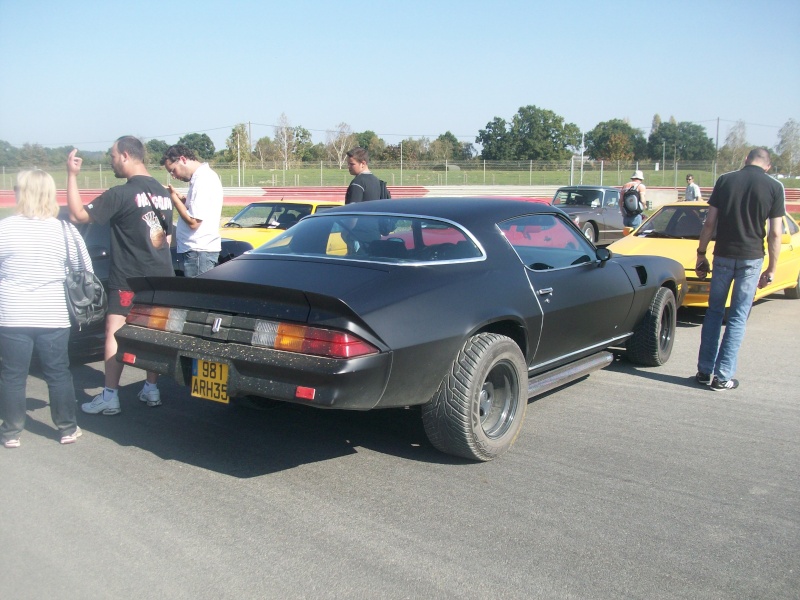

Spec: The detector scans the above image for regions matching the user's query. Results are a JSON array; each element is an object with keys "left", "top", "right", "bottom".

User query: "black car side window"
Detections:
[{"left": 500, "top": 214, "right": 596, "bottom": 270}]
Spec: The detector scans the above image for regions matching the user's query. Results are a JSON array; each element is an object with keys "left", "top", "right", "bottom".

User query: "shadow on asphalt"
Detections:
[
  {"left": 62, "top": 362, "right": 473, "bottom": 477},
  {"left": 30, "top": 296, "right": 785, "bottom": 475}
]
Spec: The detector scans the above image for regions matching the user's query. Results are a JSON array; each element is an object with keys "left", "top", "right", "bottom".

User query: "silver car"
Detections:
[{"left": 551, "top": 185, "right": 625, "bottom": 245}]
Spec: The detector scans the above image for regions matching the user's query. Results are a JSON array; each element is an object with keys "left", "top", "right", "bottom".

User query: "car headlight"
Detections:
[{"left": 687, "top": 281, "right": 710, "bottom": 294}]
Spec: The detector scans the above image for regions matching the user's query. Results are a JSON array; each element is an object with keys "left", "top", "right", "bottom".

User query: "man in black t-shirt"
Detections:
[
  {"left": 694, "top": 148, "right": 784, "bottom": 391},
  {"left": 345, "top": 147, "right": 382, "bottom": 204},
  {"left": 67, "top": 136, "right": 174, "bottom": 416}
]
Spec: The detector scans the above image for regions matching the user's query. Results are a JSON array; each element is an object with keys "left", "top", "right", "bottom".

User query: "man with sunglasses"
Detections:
[{"left": 685, "top": 174, "right": 702, "bottom": 202}]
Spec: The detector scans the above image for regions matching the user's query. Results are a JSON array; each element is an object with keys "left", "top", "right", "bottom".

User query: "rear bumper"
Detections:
[{"left": 115, "top": 324, "right": 392, "bottom": 410}]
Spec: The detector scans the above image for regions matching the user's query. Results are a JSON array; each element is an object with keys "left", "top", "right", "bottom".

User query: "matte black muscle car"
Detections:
[{"left": 115, "top": 198, "right": 686, "bottom": 461}]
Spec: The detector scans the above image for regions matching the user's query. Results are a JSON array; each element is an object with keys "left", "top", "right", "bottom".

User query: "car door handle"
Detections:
[{"left": 537, "top": 287, "right": 553, "bottom": 295}]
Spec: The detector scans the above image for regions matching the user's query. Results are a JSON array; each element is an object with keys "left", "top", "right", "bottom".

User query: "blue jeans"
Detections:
[
  {"left": 0, "top": 327, "right": 78, "bottom": 441},
  {"left": 181, "top": 250, "right": 219, "bottom": 278},
  {"left": 623, "top": 213, "right": 642, "bottom": 228},
  {"left": 697, "top": 256, "right": 763, "bottom": 381}
]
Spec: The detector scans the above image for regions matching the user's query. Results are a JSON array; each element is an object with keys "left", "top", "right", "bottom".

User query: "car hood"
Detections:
[{"left": 609, "top": 235, "right": 715, "bottom": 275}]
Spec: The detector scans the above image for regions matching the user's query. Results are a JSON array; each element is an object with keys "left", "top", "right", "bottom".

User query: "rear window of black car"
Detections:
[{"left": 252, "top": 214, "right": 483, "bottom": 263}]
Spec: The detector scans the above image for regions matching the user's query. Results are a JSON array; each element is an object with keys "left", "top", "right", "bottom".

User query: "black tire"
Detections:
[
  {"left": 421, "top": 333, "right": 527, "bottom": 461},
  {"left": 626, "top": 287, "right": 676, "bottom": 366},
  {"left": 581, "top": 222, "right": 596, "bottom": 244},
  {"left": 785, "top": 272, "right": 800, "bottom": 299}
]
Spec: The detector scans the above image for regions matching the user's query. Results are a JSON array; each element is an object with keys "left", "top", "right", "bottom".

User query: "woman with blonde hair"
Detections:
[{"left": 0, "top": 169, "right": 93, "bottom": 447}]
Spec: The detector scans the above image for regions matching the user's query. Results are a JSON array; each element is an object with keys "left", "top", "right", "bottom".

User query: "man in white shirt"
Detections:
[
  {"left": 685, "top": 174, "right": 702, "bottom": 202},
  {"left": 161, "top": 145, "right": 224, "bottom": 277}
]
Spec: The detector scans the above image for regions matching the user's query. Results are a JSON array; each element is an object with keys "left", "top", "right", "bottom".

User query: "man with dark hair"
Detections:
[
  {"left": 685, "top": 174, "right": 702, "bottom": 201},
  {"left": 161, "top": 144, "right": 223, "bottom": 277},
  {"left": 695, "top": 147, "right": 785, "bottom": 391},
  {"left": 66, "top": 135, "right": 174, "bottom": 415},
  {"left": 115, "top": 135, "right": 147, "bottom": 162},
  {"left": 345, "top": 147, "right": 382, "bottom": 204}
]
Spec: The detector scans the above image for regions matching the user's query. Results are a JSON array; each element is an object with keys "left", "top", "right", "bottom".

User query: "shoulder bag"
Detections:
[{"left": 62, "top": 221, "right": 107, "bottom": 328}]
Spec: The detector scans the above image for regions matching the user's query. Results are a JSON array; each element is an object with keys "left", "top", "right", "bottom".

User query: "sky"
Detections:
[{"left": 1, "top": 0, "right": 798, "bottom": 155}]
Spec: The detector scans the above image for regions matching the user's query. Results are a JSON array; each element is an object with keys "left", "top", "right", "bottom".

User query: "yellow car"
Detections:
[
  {"left": 220, "top": 199, "right": 344, "bottom": 248},
  {"left": 608, "top": 201, "right": 800, "bottom": 308}
]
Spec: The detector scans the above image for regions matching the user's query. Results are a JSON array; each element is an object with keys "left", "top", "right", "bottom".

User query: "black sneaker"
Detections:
[
  {"left": 711, "top": 377, "right": 739, "bottom": 391},
  {"left": 695, "top": 372, "right": 713, "bottom": 386}
]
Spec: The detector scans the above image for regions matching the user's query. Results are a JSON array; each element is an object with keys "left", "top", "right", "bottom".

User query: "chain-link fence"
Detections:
[{"left": 0, "top": 159, "right": 725, "bottom": 191}]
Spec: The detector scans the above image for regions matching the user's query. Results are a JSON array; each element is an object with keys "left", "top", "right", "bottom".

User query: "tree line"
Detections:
[{"left": 2, "top": 107, "right": 798, "bottom": 176}]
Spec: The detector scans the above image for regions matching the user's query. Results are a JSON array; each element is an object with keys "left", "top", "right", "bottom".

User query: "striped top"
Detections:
[{"left": 0, "top": 215, "right": 94, "bottom": 328}]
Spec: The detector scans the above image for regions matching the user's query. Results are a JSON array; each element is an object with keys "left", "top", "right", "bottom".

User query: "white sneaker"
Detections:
[
  {"left": 138, "top": 387, "right": 161, "bottom": 407},
  {"left": 60, "top": 426, "right": 83, "bottom": 444},
  {"left": 82, "top": 391, "right": 121, "bottom": 415}
]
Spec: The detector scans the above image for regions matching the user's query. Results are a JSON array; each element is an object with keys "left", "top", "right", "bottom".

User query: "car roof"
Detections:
[
  {"left": 316, "top": 197, "right": 563, "bottom": 228},
  {"left": 555, "top": 185, "right": 619, "bottom": 192},
  {"left": 243, "top": 199, "right": 343, "bottom": 207},
  {"left": 659, "top": 201, "right": 707, "bottom": 206}
]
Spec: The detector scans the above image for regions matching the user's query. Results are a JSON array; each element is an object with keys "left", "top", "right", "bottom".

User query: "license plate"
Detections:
[{"left": 191, "top": 359, "right": 229, "bottom": 404}]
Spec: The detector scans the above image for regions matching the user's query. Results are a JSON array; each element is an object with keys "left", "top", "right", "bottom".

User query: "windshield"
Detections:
[
  {"left": 222, "top": 203, "right": 315, "bottom": 230},
  {"left": 253, "top": 214, "right": 483, "bottom": 263},
  {"left": 636, "top": 205, "right": 710, "bottom": 239}
]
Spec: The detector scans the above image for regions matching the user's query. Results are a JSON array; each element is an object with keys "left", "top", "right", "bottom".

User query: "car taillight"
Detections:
[
  {"left": 252, "top": 320, "right": 378, "bottom": 358},
  {"left": 126, "top": 304, "right": 378, "bottom": 359},
  {"left": 126, "top": 305, "right": 187, "bottom": 333}
]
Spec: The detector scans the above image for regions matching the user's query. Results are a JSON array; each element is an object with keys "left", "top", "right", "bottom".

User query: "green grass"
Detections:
[{"left": 1, "top": 164, "right": 747, "bottom": 190}]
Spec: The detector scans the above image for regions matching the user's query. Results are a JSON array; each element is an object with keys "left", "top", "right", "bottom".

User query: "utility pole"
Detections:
[
  {"left": 237, "top": 133, "right": 241, "bottom": 187},
  {"left": 400, "top": 140, "right": 403, "bottom": 186}
]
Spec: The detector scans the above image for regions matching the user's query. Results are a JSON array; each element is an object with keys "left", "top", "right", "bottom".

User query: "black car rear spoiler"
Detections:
[{"left": 126, "top": 276, "right": 385, "bottom": 347}]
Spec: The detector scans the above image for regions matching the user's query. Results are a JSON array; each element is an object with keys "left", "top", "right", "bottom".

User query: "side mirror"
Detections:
[
  {"left": 782, "top": 233, "right": 791, "bottom": 244},
  {"left": 596, "top": 247, "right": 612, "bottom": 262},
  {"left": 623, "top": 226, "right": 634, "bottom": 236}
]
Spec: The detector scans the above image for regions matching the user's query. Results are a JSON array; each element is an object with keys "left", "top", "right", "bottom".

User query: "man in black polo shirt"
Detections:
[{"left": 694, "top": 148, "right": 784, "bottom": 391}]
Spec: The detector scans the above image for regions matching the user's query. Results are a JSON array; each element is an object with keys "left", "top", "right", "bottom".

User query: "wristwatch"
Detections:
[{"left": 696, "top": 249, "right": 706, "bottom": 255}]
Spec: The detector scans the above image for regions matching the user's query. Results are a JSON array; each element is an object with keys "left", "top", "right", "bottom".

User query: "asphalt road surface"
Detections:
[{"left": 2, "top": 295, "right": 798, "bottom": 599}]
